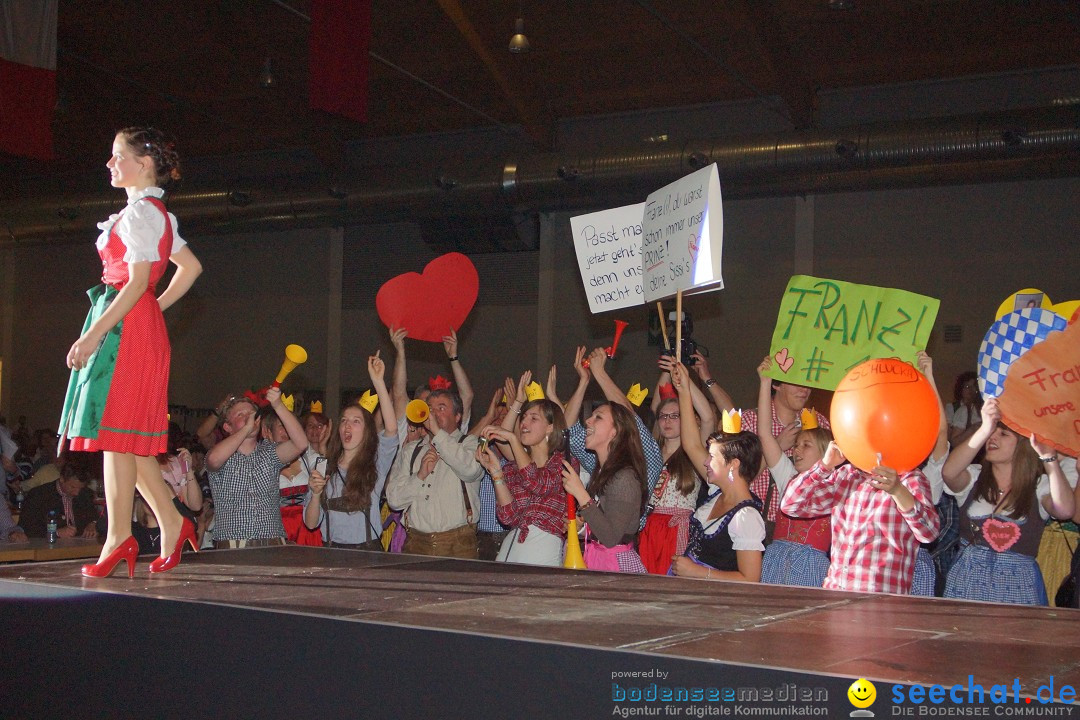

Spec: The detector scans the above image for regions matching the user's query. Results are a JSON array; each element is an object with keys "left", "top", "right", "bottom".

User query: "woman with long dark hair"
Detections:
[
  {"left": 477, "top": 375, "right": 572, "bottom": 566},
  {"left": 63, "top": 127, "right": 202, "bottom": 578},
  {"left": 561, "top": 402, "right": 650, "bottom": 572},
  {"left": 938, "top": 397, "right": 1073, "bottom": 604},
  {"left": 305, "top": 353, "right": 397, "bottom": 549}
]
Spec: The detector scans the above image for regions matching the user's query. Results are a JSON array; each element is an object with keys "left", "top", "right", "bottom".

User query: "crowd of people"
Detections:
[{"left": 5, "top": 326, "right": 1078, "bottom": 608}]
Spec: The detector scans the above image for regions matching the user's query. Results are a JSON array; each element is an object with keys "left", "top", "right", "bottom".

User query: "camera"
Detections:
[{"left": 661, "top": 310, "right": 705, "bottom": 366}]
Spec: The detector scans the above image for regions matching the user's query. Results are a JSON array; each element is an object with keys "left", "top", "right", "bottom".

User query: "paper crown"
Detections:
[
  {"left": 281, "top": 394, "right": 295, "bottom": 413},
  {"left": 525, "top": 381, "right": 545, "bottom": 401},
  {"left": 428, "top": 375, "right": 452, "bottom": 391},
  {"left": 800, "top": 408, "right": 818, "bottom": 430},
  {"left": 626, "top": 383, "right": 649, "bottom": 407},
  {"left": 722, "top": 409, "right": 742, "bottom": 434},
  {"left": 658, "top": 383, "right": 677, "bottom": 400},
  {"left": 309, "top": 401, "right": 323, "bottom": 414},
  {"left": 359, "top": 390, "right": 379, "bottom": 413}
]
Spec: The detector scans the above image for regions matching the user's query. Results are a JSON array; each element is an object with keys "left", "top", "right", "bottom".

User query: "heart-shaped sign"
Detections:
[
  {"left": 998, "top": 320, "right": 1080, "bottom": 457},
  {"left": 376, "top": 253, "right": 479, "bottom": 342},
  {"left": 981, "top": 517, "right": 1021, "bottom": 553},
  {"left": 774, "top": 347, "right": 794, "bottom": 373}
]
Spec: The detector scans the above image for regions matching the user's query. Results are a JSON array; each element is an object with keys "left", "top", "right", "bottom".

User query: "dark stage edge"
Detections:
[{"left": 3, "top": 546, "right": 1079, "bottom": 719}]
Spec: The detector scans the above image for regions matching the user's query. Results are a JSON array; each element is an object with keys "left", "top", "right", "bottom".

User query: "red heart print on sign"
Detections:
[
  {"left": 375, "top": 252, "right": 479, "bottom": 342},
  {"left": 774, "top": 348, "right": 794, "bottom": 373},
  {"left": 981, "top": 517, "right": 1021, "bottom": 553}
]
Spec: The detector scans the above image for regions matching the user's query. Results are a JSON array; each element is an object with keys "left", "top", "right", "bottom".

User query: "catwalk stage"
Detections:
[{"left": 3, "top": 546, "right": 1079, "bottom": 718}]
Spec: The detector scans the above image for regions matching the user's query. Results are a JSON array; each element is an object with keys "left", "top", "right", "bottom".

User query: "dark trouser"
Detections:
[
  {"left": 403, "top": 524, "right": 478, "bottom": 559},
  {"left": 476, "top": 530, "right": 510, "bottom": 561}
]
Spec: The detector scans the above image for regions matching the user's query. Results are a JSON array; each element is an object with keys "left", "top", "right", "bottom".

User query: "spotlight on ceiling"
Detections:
[
  {"left": 509, "top": 18, "right": 530, "bottom": 53},
  {"left": 828, "top": 0, "right": 854, "bottom": 9},
  {"left": 259, "top": 57, "right": 276, "bottom": 88}
]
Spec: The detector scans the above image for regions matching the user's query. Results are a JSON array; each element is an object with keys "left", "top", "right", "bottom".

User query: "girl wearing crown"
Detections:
[
  {"left": 61, "top": 128, "right": 203, "bottom": 578},
  {"left": 305, "top": 353, "right": 398, "bottom": 549},
  {"left": 753, "top": 356, "right": 834, "bottom": 587},
  {"left": 668, "top": 364, "right": 766, "bottom": 582},
  {"left": 637, "top": 356, "right": 713, "bottom": 575},
  {"left": 476, "top": 371, "right": 573, "bottom": 567}
]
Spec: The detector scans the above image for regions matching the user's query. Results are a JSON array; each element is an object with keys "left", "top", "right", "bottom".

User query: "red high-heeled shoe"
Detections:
[
  {"left": 149, "top": 517, "right": 198, "bottom": 574},
  {"left": 82, "top": 536, "right": 139, "bottom": 579}
]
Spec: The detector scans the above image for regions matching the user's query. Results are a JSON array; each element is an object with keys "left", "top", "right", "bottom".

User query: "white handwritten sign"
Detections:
[
  {"left": 569, "top": 203, "right": 646, "bottom": 313},
  {"left": 641, "top": 163, "right": 723, "bottom": 302}
]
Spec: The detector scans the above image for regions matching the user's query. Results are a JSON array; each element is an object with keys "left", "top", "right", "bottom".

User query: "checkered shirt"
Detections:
[
  {"left": 496, "top": 451, "right": 574, "bottom": 541},
  {"left": 742, "top": 406, "right": 831, "bottom": 522},
  {"left": 477, "top": 467, "right": 509, "bottom": 533},
  {"left": 781, "top": 461, "right": 940, "bottom": 594},
  {"left": 209, "top": 440, "right": 287, "bottom": 541}
]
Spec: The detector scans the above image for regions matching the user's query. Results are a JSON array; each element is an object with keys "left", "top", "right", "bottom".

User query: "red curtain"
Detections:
[{"left": 309, "top": 0, "right": 371, "bottom": 123}]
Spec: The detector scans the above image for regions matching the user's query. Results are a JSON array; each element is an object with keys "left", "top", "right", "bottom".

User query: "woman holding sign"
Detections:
[{"left": 934, "top": 397, "right": 1073, "bottom": 605}]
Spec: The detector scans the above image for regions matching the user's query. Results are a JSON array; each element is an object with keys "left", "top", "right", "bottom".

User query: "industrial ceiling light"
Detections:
[
  {"left": 259, "top": 57, "right": 276, "bottom": 88},
  {"left": 509, "top": 18, "right": 530, "bottom": 53}
]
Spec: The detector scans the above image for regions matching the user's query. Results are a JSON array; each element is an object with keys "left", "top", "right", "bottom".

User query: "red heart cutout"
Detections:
[
  {"left": 981, "top": 517, "right": 1021, "bottom": 553},
  {"left": 376, "top": 253, "right": 479, "bottom": 342},
  {"left": 774, "top": 347, "right": 794, "bottom": 373}
]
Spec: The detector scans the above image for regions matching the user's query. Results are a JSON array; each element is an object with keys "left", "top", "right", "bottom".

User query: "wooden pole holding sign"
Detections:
[
  {"left": 675, "top": 290, "right": 683, "bottom": 364},
  {"left": 657, "top": 301, "right": 669, "bottom": 350}
]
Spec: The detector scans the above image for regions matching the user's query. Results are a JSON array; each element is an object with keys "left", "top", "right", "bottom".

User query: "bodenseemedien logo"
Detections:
[{"left": 848, "top": 678, "right": 877, "bottom": 717}]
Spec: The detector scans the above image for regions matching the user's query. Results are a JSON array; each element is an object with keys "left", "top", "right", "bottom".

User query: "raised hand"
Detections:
[
  {"left": 368, "top": 350, "right": 385, "bottom": 382},
  {"left": 442, "top": 328, "right": 459, "bottom": 359}
]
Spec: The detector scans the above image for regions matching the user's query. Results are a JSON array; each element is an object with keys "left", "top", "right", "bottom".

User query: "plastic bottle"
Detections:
[{"left": 47, "top": 510, "right": 58, "bottom": 544}]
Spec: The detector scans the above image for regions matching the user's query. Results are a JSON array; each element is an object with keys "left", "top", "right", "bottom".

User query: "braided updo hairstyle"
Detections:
[{"left": 118, "top": 127, "right": 182, "bottom": 189}]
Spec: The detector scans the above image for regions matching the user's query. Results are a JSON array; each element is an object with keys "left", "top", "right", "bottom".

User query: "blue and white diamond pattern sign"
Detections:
[{"left": 978, "top": 307, "right": 1068, "bottom": 398}]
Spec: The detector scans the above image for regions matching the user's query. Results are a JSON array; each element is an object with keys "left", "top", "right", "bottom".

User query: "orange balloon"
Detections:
[{"left": 829, "top": 357, "right": 939, "bottom": 473}]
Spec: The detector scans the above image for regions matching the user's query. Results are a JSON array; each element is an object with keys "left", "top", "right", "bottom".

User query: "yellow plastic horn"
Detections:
[
  {"left": 564, "top": 517, "right": 586, "bottom": 570},
  {"left": 406, "top": 399, "right": 430, "bottom": 424},
  {"left": 273, "top": 344, "right": 308, "bottom": 388}
]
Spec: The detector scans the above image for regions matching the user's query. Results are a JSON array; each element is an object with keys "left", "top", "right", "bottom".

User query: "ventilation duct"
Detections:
[{"left": 2, "top": 105, "right": 1078, "bottom": 246}]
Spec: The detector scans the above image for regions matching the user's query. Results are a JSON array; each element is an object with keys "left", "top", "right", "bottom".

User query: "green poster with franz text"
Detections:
[{"left": 765, "top": 275, "right": 940, "bottom": 391}]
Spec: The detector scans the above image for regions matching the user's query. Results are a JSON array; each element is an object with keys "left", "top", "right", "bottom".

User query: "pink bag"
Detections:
[{"left": 584, "top": 539, "right": 647, "bottom": 574}]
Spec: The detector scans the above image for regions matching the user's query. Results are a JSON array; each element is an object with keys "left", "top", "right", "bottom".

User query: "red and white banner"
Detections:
[
  {"left": 0, "top": 0, "right": 57, "bottom": 160},
  {"left": 309, "top": 0, "right": 370, "bottom": 123}
]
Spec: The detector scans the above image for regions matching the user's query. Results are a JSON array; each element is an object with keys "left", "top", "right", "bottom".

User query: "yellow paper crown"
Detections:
[
  {"left": 525, "top": 381, "right": 545, "bottom": 402},
  {"left": 281, "top": 394, "right": 295, "bottom": 413},
  {"left": 309, "top": 401, "right": 323, "bottom": 414},
  {"left": 359, "top": 390, "right": 379, "bottom": 413},
  {"left": 722, "top": 409, "right": 742, "bottom": 434},
  {"left": 800, "top": 408, "right": 818, "bottom": 430},
  {"left": 626, "top": 383, "right": 649, "bottom": 407}
]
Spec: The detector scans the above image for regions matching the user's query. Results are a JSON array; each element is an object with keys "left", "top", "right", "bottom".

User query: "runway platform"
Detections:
[{"left": 2, "top": 546, "right": 1079, "bottom": 718}]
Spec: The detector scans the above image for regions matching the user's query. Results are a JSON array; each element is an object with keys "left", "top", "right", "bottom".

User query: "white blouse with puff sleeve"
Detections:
[{"left": 96, "top": 187, "right": 187, "bottom": 264}]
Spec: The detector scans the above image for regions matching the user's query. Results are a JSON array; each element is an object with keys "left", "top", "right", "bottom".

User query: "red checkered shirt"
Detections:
[
  {"left": 496, "top": 451, "right": 573, "bottom": 542},
  {"left": 780, "top": 461, "right": 940, "bottom": 594},
  {"left": 742, "top": 406, "right": 831, "bottom": 521}
]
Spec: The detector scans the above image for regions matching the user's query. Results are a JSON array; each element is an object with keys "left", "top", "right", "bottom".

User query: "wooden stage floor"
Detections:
[{"left": 2, "top": 546, "right": 1079, "bottom": 717}]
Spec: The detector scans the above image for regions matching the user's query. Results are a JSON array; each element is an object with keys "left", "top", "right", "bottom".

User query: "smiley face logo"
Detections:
[{"left": 848, "top": 678, "right": 877, "bottom": 709}]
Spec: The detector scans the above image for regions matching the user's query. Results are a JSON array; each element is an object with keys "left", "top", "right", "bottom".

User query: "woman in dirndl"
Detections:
[
  {"left": 935, "top": 397, "right": 1073, "bottom": 605},
  {"left": 668, "top": 363, "right": 766, "bottom": 583},
  {"left": 60, "top": 128, "right": 202, "bottom": 578}
]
